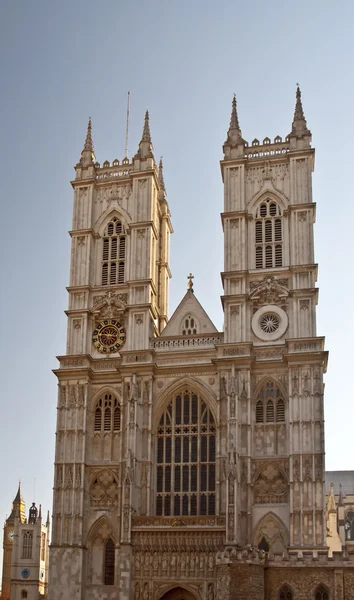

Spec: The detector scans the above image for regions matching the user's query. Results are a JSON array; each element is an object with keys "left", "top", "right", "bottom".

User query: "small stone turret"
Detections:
[{"left": 28, "top": 502, "right": 38, "bottom": 524}]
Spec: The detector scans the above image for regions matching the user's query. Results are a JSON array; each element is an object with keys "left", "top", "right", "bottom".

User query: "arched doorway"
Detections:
[{"left": 160, "top": 587, "right": 197, "bottom": 600}]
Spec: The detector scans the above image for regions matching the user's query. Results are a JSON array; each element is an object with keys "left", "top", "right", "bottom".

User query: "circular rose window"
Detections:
[
  {"left": 251, "top": 305, "right": 288, "bottom": 341},
  {"left": 259, "top": 313, "right": 280, "bottom": 334}
]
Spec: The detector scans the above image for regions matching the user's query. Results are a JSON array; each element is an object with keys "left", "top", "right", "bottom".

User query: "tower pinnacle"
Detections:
[
  {"left": 223, "top": 94, "right": 246, "bottom": 158},
  {"left": 289, "top": 85, "right": 311, "bottom": 141},
  {"left": 230, "top": 94, "right": 240, "bottom": 130},
  {"left": 142, "top": 110, "right": 151, "bottom": 142},
  {"left": 136, "top": 109, "right": 154, "bottom": 159},
  {"left": 158, "top": 157, "right": 165, "bottom": 191},
  {"left": 80, "top": 117, "right": 96, "bottom": 166}
]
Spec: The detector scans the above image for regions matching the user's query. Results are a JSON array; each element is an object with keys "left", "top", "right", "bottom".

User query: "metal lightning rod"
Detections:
[{"left": 125, "top": 91, "right": 130, "bottom": 159}]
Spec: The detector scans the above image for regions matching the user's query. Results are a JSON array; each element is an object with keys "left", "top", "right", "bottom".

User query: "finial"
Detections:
[
  {"left": 187, "top": 273, "right": 194, "bottom": 292},
  {"left": 338, "top": 483, "right": 343, "bottom": 506},
  {"left": 142, "top": 109, "right": 151, "bottom": 142},
  {"left": 158, "top": 157, "right": 165, "bottom": 190}
]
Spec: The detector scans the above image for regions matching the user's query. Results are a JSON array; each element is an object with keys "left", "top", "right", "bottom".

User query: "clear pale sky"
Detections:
[{"left": 1, "top": 0, "right": 353, "bottom": 579}]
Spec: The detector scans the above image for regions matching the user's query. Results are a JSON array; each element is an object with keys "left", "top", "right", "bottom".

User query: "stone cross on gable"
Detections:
[{"left": 187, "top": 273, "right": 194, "bottom": 291}]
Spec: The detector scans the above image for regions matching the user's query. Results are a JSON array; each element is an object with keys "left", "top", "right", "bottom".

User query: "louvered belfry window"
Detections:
[
  {"left": 156, "top": 390, "right": 216, "bottom": 516},
  {"left": 255, "top": 200, "right": 283, "bottom": 269},
  {"left": 101, "top": 217, "right": 126, "bottom": 285},
  {"left": 94, "top": 394, "right": 121, "bottom": 433},
  {"left": 256, "top": 381, "right": 285, "bottom": 424}
]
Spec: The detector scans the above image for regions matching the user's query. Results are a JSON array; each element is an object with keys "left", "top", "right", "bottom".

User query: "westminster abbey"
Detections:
[{"left": 3, "top": 88, "right": 354, "bottom": 600}]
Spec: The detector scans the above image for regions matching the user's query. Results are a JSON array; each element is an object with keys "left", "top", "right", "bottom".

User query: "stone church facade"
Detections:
[{"left": 44, "top": 90, "right": 354, "bottom": 600}]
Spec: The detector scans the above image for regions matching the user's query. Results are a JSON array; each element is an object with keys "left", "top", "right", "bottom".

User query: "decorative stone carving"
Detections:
[
  {"left": 91, "top": 290, "right": 127, "bottom": 320},
  {"left": 64, "top": 465, "right": 73, "bottom": 489},
  {"left": 253, "top": 462, "right": 288, "bottom": 503},
  {"left": 250, "top": 275, "right": 289, "bottom": 306},
  {"left": 254, "top": 513, "right": 289, "bottom": 553},
  {"left": 89, "top": 469, "right": 119, "bottom": 507}
]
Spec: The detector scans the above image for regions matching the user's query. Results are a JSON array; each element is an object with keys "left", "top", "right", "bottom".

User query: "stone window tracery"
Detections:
[
  {"left": 279, "top": 586, "right": 293, "bottom": 600},
  {"left": 101, "top": 217, "right": 126, "bottom": 286},
  {"left": 345, "top": 510, "right": 354, "bottom": 540},
  {"left": 315, "top": 586, "right": 329, "bottom": 600},
  {"left": 94, "top": 394, "right": 121, "bottom": 433},
  {"left": 255, "top": 199, "right": 283, "bottom": 269},
  {"left": 22, "top": 531, "right": 33, "bottom": 559},
  {"left": 156, "top": 390, "right": 216, "bottom": 516},
  {"left": 255, "top": 381, "right": 285, "bottom": 424}
]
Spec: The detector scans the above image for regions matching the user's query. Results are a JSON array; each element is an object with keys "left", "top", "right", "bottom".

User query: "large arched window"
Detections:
[
  {"left": 94, "top": 394, "right": 121, "bottom": 433},
  {"left": 315, "top": 586, "right": 329, "bottom": 600},
  {"left": 104, "top": 538, "right": 115, "bottom": 585},
  {"left": 22, "top": 531, "right": 33, "bottom": 559},
  {"left": 256, "top": 381, "right": 285, "bottom": 424},
  {"left": 101, "top": 217, "right": 126, "bottom": 285},
  {"left": 255, "top": 199, "right": 283, "bottom": 269},
  {"left": 279, "top": 586, "right": 293, "bottom": 600},
  {"left": 156, "top": 390, "right": 216, "bottom": 516},
  {"left": 345, "top": 511, "right": 354, "bottom": 540}
]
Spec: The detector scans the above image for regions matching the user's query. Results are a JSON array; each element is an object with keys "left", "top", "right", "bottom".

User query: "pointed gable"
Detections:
[{"left": 160, "top": 289, "right": 218, "bottom": 337}]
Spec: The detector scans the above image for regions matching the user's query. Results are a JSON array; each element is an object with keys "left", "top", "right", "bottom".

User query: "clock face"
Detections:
[
  {"left": 21, "top": 568, "right": 30, "bottom": 579},
  {"left": 92, "top": 319, "right": 126, "bottom": 354},
  {"left": 7, "top": 529, "right": 14, "bottom": 541}
]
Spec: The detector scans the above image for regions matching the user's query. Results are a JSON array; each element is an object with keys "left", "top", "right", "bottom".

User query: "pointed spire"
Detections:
[
  {"left": 46, "top": 510, "right": 50, "bottom": 525},
  {"left": 294, "top": 86, "right": 305, "bottom": 121},
  {"left": 338, "top": 483, "right": 343, "bottom": 506},
  {"left": 289, "top": 85, "right": 311, "bottom": 140},
  {"left": 158, "top": 157, "right": 165, "bottom": 191},
  {"left": 9, "top": 482, "right": 26, "bottom": 523},
  {"left": 136, "top": 109, "right": 154, "bottom": 160},
  {"left": 230, "top": 94, "right": 240, "bottom": 131},
  {"left": 223, "top": 94, "right": 246, "bottom": 157},
  {"left": 84, "top": 118, "right": 94, "bottom": 151},
  {"left": 80, "top": 117, "right": 96, "bottom": 166},
  {"left": 13, "top": 481, "right": 24, "bottom": 504},
  {"left": 38, "top": 504, "right": 42, "bottom": 519},
  {"left": 142, "top": 110, "right": 151, "bottom": 142}
]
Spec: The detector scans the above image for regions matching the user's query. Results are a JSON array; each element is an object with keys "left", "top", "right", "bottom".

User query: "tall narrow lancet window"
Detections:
[
  {"left": 104, "top": 538, "right": 115, "bottom": 585},
  {"left": 255, "top": 381, "right": 285, "bottom": 424},
  {"left": 101, "top": 217, "right": 126, "bottom": 285},
  {"left": 255, "top": 199, "right": 283, "bottom": 268},
  {"left": 156, "top": 390, "right": 216, "bottom": 516}
]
